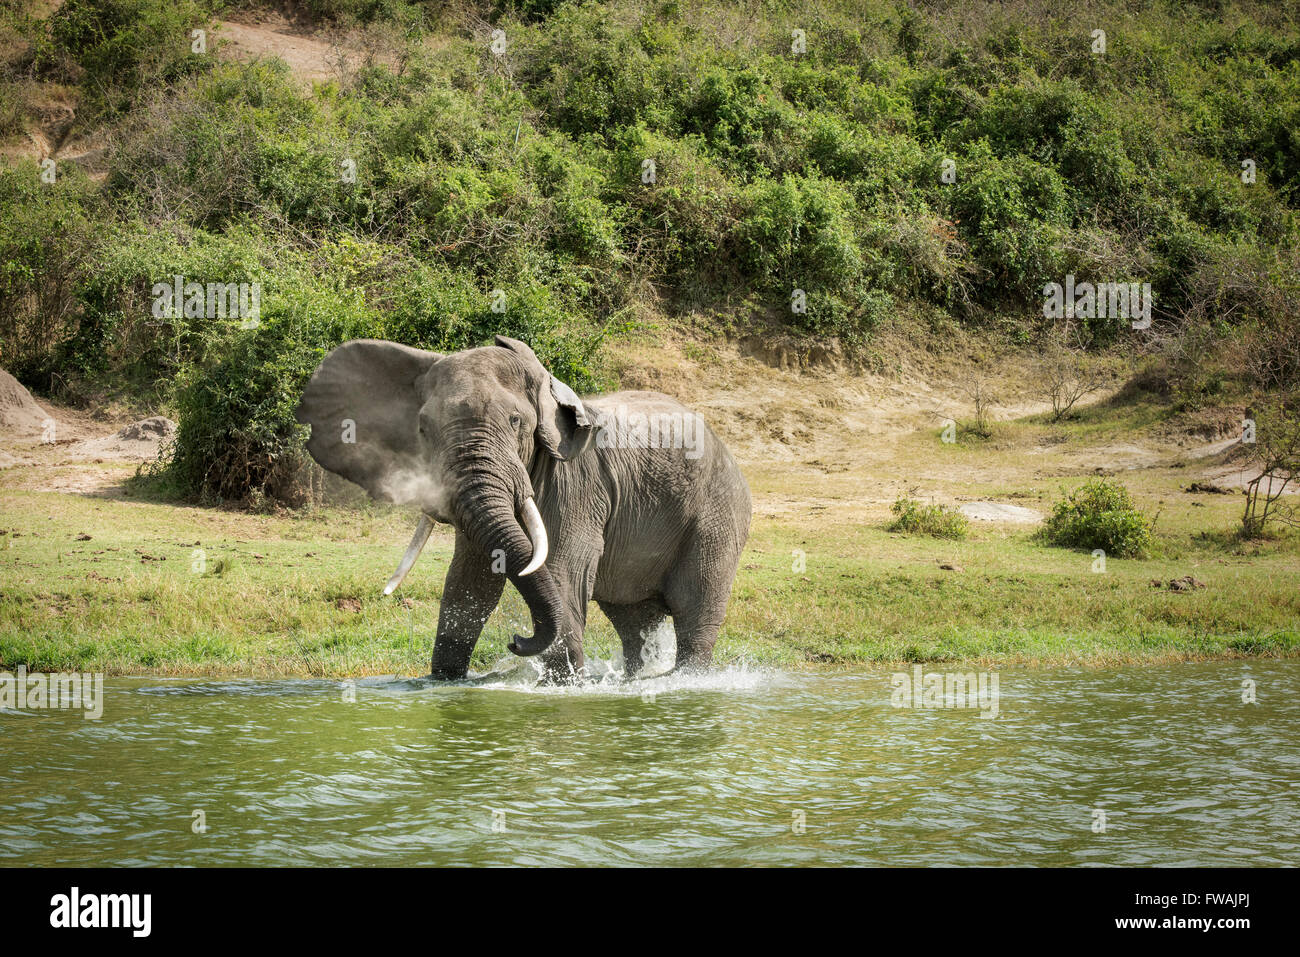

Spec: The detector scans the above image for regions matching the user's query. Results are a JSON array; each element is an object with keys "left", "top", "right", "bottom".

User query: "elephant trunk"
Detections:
[{"left": 451, "top": 464, "right": 562, "bottom": 658}]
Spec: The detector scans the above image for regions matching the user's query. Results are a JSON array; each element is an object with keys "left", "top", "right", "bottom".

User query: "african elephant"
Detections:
[{"left": 295, "top": 336, "right": 751, "bottom": 681}]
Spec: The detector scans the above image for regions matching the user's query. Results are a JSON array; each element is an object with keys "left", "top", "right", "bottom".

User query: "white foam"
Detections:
[{"left": 462, "top": 654, "right": 774, "bottom": 696}]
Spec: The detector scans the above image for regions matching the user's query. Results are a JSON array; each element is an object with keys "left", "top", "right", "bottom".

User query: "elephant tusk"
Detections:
[
  {"left": 518, "top": 497, "right": 548, "bottom": 577},
  {"left": 383, "top": 513, "right": 435, "bottom": 595}
]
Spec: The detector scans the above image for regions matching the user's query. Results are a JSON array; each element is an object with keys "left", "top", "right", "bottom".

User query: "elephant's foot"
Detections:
[
  {"left": 534, "top": 637, "right": 585, "bottom": 685},
  {"left": 669, "top": 639, "right": 717, "bottom": 675}
]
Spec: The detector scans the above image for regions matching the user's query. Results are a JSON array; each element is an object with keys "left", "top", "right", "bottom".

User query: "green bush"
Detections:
[
  {"left": 108, "top": 61, "right": 364, "bottom": 230},
  {"left": 956, "top": 82, "right": 1140, "bottom": 213},
  {"left": 606, "top": 123, "right": 740, "bottom": 300},
  {"left": 1038, "top": 479, "right": 1154, "bottom": 558},
  {"left": 46, "top": 0, "right": 212, "bottom": 117},
  {"left": 886, "top": 498, "right": 970, "bottom": 539},
  {"left": 737, "top": 172, "right": 872, "bottom": 341},
  {"left": 946, "top": 142, "right": 1069, "bottom": 305},
  {"left": 0, "top": 163, "right": 99, "bottom": 391}
]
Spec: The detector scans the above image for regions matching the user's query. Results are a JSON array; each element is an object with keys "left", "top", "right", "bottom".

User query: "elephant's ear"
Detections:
[
  {"left": 295, "top": 339, "right": 442, "bottom": 501},
  {"left": 494, "top": 335, "right": 594, "bottom": 461}
]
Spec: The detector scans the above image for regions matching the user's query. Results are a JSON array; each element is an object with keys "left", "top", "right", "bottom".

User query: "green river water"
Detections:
[{"left": 2, "top": 658, "right": 1297, "bottom": 866}]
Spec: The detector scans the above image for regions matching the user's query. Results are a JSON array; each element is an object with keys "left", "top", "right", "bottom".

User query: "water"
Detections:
[{"left": 2, "top": 659, "right": 1297, "bottom": 866}]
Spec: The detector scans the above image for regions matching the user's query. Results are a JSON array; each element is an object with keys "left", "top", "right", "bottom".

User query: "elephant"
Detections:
[{"left": 295, "top": 335, "right": 751, "bottom": 681}]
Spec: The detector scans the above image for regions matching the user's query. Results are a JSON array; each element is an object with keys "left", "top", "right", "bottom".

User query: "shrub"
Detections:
[
  {"left": 0, "top": 163, "right": 99, "bottom": 391},
  {"left": 683, "top": 64, "right": 798, "bottom": 177},
  {"left": 956, "top": 82, "right": 1140, "bottom": 213},
  {"left": 1033, "top": 336, "right": 1113, "bottom": 422},
  {"left": 886, "top": 498, "right": 969, "bottom": 539},
  {"left": 168, "top": 320, "right": 337, "bottom": 507},
  {"left": 1240, "top": 396, "right": 1300, "bottom": 539},
  {"left": 606, "top": 123, "right": 741, "bottom": 302},
  {"left": 73, "top": 222, "right": 278, "bottom": 400},
  {"left": 946, "top": 142, "right": 1069, "bottom": 305},
  {"left": 45, "top": 0, "right": 212, "bottom": 117},
  {"left": 108, "top": 62, "right": 364, "bottom": 230},
  {"left": 1038, "top": 479, "right": 1154, "bottom": 558},
  {"left": 736, "top": 172, "right": 871, "bottom": 342}
]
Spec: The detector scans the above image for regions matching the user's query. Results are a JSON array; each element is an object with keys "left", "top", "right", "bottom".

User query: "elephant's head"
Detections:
[{"left": 294, "top": 335, "right": 594, "bottom": 658}]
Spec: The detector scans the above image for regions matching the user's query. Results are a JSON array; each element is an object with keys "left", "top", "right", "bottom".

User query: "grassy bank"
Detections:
[{"left": 3, "top": 470, "right": 1296, "bottom": 676}]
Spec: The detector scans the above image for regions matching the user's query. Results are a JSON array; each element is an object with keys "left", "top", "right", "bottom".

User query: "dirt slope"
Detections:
[{"left": 215, "top": 15, "right": 340, "bottom": 89}]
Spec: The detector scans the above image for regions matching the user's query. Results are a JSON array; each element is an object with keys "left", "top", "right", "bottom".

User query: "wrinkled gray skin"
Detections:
[{"left": 295, "top": 336, "right": 751, "bottom": 682}]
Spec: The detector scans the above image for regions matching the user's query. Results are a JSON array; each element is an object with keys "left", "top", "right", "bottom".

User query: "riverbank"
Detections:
[
  {"left": 1, "top": 486, "right": 1295, "bottom": 676},
  {"left": 3, "top": 338, "right": 1296, "bottom": 676}
]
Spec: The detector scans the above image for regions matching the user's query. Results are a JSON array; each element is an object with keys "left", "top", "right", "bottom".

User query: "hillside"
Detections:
[
  {"left": 1, "top": 1, "right": 1298, "bottom": 673},
  {"left": 1, "top": 0, "right": 1298, "bottom": 501}
]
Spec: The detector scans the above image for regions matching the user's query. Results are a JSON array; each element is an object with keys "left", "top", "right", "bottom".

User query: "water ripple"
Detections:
[{"left": 1, "top": 659, "right": 1296, "bottom": 865}]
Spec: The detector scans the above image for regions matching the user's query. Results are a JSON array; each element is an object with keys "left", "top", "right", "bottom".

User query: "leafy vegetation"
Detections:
[
  {"left": 886, "top": 496, "right": 970, "bottom": 539},
  {"left": 1, "top": 0, "right": 1298, "bottom": 503},
  {"left": 1038, "top": 478, "right": 1154, "bottom": 558}
]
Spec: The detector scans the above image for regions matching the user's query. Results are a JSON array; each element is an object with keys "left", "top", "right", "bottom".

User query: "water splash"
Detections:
[{"left": 459, "top": 654, "right": 774, "bottom": 696}]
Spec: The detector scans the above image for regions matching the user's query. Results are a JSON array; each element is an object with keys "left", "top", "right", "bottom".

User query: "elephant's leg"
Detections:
[
  {"left": 663, "top": 539, "right": 741, "bottom": 672},
  {"left": 430, "top": 532, "right": 506, "bottom": 679},
  {"left": 535, "top": 557, "right": 597, "bottom": 682},
  {"left": 598, "top": 598, "right": 673, "bottom": 678},
  {"left": 664, "top": 601, "right": 726, "bottom": 672}
]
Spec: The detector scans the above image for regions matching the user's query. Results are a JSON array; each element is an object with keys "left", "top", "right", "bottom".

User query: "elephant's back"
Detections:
[
  {"left": 582, "top": 391, "right": 745, "bottom": 486},
  {"left": 583, "top": 390, "right": 695, "bottom": 415}
]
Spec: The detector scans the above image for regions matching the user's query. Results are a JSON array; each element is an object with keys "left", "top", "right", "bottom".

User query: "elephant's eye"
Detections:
[{"left": 508, "top": 413, "right": 522, "bottom": 429}]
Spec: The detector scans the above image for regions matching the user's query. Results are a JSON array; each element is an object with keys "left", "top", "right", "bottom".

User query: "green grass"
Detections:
[
  {"left": 2, "top": 479, "right": 1296, "bottom": 676},
  {"left": 737, "top": 514, "right": 1299, "bottom": 666}
]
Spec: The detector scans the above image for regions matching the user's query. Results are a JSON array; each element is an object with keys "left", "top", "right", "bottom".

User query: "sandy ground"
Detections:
[
  {"left": 0, "top": 371, "right": 174, "bottom": 495},
  {"left": 606, "top": 331, "right": 1290, "bottom": 526},
  {"left": 960, "top": 502, "right": 1043, "bottom": 523},
  {"left": 214, "top": 16, "right": 342, "bottom": 90}
]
